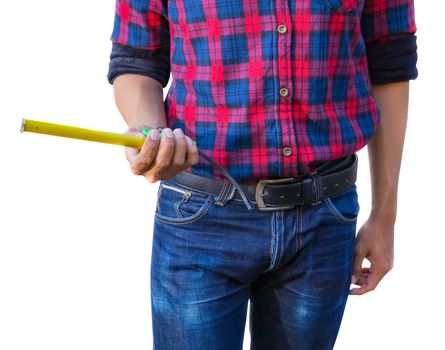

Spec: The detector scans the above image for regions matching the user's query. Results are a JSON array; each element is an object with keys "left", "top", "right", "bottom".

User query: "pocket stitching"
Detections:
[
  {"left": 155, "top": 195, "right": 214, "bottom": 225},
  {"left": 324, "top": 196, "right": 358, "bottom": 225}
]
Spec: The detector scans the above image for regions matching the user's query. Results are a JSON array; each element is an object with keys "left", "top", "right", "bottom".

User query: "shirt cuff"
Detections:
[
  {"left": 107, "top": 42, "right": 171, "bottom": 88},
  {"left": 365, "top": 34, "right": 418, "bottom": 85}
]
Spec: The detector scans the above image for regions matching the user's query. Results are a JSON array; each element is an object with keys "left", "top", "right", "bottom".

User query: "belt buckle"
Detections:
[{"left": 255, "top": 177, "right": 297, "bottom": 211}]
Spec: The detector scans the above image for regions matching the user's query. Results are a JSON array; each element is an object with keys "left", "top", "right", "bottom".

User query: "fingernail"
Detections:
[
  {"left": 186, "top": 136, "right": 194, "bottom": 146},
  {"left": 150, "top": 129, "right": 160, "bottom": 140},
  {"left": 351, "top": 275, "right": 357, "bottom": 284},
  {"left": 163, "top": 128, "right": 174, "bottom": 138},
  {"left": 174, "top": 128, "right": 185, "bottom": 138}
]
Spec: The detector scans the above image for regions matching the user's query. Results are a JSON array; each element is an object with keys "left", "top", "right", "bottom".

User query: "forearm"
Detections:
[
  {"left": 113, "top": 74, "right": 168, "bottom": 129},
  {"left": 367, "top": 81, "right": 410, "bottom": 224}
]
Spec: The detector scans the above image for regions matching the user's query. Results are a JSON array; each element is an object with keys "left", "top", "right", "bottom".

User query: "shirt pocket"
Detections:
[
  {"left": 312, "top": 0, "right": 362, "bottom": 13},
  {"left": 155, "top": 181, "right": 214, "bottom": 225}
]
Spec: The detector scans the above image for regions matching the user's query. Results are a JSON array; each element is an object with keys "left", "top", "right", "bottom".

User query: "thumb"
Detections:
[{"left": 123, "top": 129, "right": 143, "bottom": 159}]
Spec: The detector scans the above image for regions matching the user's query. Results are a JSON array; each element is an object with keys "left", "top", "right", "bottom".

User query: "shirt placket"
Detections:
[{"left": 276, "top": 0, "right": 297, "bottom": 177}]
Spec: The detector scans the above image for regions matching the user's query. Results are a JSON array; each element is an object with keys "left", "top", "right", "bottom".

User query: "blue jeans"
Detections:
[{"left": 151, "top": 176, "right": 360, "bottom": 350}]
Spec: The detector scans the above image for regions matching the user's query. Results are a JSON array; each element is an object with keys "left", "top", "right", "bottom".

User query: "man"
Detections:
[{"left": 107, "top": 0, "right": 418, "bottom": 348}]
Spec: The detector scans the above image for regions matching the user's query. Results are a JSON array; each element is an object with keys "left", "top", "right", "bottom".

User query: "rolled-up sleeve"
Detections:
[
  {"left": 360, "top": 0, "right": 418, "bottom": 85},
  {"left": 107, "top": 0, "right": 171, "bottom": 87}
]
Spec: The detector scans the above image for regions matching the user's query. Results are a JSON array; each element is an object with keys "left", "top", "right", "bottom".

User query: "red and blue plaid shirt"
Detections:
[{"left": 108, "top": 0, "right": 418, "bottom": 181}]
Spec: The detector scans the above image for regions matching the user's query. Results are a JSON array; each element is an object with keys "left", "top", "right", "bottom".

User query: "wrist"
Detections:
[
  {"left": 370, "top": 188, "right": 398, "bottom": 224},
  {"left": 370, "top": 204, "right": 397, "bottom": 225}
]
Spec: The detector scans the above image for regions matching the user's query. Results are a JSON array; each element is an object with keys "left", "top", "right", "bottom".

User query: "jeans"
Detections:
[{"left": 151, "top": 174, "right": 360, "bottom": 350}]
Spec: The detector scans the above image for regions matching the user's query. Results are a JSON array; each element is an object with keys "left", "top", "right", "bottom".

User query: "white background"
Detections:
[{"left": 0, "top": 1, "right": 443, "bottom": 349}]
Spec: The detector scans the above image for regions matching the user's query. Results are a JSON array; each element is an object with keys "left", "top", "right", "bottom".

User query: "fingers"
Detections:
[
  {"left": 185, "top": 135, "right": 199, "bottom": 165},
  {"left": 171, "top": 128, "right": 187, "bottom": 166},
  {"left": 349, "top": 264, "right": 393, "bottom": 296},
  {"left": 147, "top": 129, "right": 198, "bottom": 182},
  {"left": 146, "top": 128, "right": 176, "bottom": 182},
  {"left": 349, "top": 221, "right": 395, "bottom": 296},
  {"left": 150, "top": 128, "right": 200, "bottom": 182},
  {"left": 350, "top": 236, "right": 374, "bottom": 296},
  {"left": 349, "top": 268, "right": 373, "bottom": 295},
  {"left": 124, "top": 126, "right": 198, "bottom": 182},
  {"left": 350, "top": 246, "right": 375, "bottom": 296},
  {"left": 125, "top": 128, "right": 161, "bottom": 176},
  {"left": 352, "top": 245, "right": 367, "bottom": 288},
  {"left": 350, "top": 273, "right": 380, "bottom": 295}
]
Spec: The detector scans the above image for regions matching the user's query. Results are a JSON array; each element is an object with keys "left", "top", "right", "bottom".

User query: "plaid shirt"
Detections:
[{"left": 108, "top": 0, "right": 418, "bottom": 181}]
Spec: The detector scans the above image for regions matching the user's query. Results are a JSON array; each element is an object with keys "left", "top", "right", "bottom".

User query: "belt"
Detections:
[{"left": 168, "top": 153, "right": 358, "bottom": 211}]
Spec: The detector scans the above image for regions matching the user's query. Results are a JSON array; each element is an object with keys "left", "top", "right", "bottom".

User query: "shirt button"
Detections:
[
  {"left": 277, "top": 24, "right": 287, "bottom": 34},
  {"left": 283, "top": 147, "right": 292, "bottom": 156},
  {"left": 279, "top": 87, "right": 289, "bottom": 97}
]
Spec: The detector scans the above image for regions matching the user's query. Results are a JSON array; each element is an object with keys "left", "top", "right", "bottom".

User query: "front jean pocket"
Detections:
[
  {"left": 155, "top": 181, "right": 214, "bottom": 225},
  {"left": 324, "top": 184, "right": 360, "bottom": 225},
  {"left": 312, "top": 0, "right": 362, "bottom": 13}
]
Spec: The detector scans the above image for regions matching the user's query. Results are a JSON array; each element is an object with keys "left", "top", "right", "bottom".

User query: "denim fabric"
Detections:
[{"left": 151, "top": 178, "right": 360, "bottom": 350}]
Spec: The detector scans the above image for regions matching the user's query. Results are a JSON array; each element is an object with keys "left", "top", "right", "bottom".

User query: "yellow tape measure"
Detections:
[{"left": 21, "top": 119, "right": 146, "bottom": 149}]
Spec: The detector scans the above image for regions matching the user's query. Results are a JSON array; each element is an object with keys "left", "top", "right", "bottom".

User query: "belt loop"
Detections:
[
  {"left": 226, "top": 185, "right": 237, "bottom": 201},
  {"left": 309, "top": 172, "right": 323, "bottom": 206},
  {"left": 198, "top": 151, "right": 253, "bottom": 210},
  {"left": 214, "top": 181, "right": 235, "bottom": 207}
]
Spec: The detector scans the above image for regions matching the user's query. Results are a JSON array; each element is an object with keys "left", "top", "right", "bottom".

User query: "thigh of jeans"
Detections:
[
  {"left": 150, "top": 179, "right": 275, "bottom": 350},
  {"left": 249, "top": 185, "right": 360, "bottom": 350}
]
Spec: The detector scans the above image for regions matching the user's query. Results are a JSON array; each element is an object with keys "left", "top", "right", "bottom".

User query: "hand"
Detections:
[
  {"left": 124, "top": 126, "right": 199, "bottom": 183},
  {"left": 350, "top": 216, "right": 395, "bottom": 295}
]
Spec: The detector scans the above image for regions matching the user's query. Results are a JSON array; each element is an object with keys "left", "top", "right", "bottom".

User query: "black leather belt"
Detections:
[{"left": 168, "top": 153, "right": 358, "bottom": 211}]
